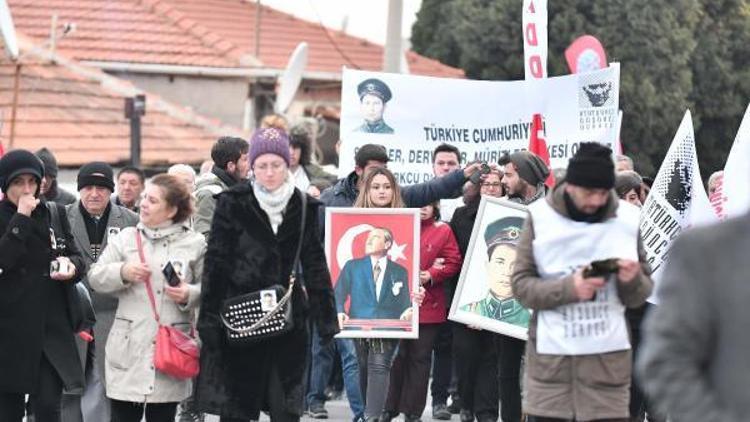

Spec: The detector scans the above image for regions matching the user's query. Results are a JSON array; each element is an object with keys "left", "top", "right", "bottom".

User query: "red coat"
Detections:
[{"left": 419, "top": 219, "right": 462, "bottom": 324}]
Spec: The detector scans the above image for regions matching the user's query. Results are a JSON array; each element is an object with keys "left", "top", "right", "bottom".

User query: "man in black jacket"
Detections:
[{"left": 0, "top": 150, "right": 87, "bottom": 421}]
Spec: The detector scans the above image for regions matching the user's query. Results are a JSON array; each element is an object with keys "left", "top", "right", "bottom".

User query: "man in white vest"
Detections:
[{"left": 512, "top": 142, "right": 653, "bottom": 422}]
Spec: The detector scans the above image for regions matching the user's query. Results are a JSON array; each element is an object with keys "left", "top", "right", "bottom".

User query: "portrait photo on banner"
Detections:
[
  {"left": 448, "top": 197, "right": 531, "bottom": 340},
  {"left": 325, "top": 208, "right": 420, "bottom": 339}
]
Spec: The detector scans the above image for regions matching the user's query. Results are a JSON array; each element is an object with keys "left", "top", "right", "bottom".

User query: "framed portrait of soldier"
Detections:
[
  {"left": 448, "top": 197, "right": 531, "bottom": 340},
  {"left": 325, "top": 208, "right": 420, "bottom": 339}
]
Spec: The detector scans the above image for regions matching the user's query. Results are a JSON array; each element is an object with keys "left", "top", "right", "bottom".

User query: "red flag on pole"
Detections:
[{"left": 528, "top": 113, "right": 555, "bottom": 188}]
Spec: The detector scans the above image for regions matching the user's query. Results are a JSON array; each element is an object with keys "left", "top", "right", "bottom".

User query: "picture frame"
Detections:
[
  {"left": 325, "top": 207, "right": 420, "bottom": 339},
  {"left": 448, "top": 196, "right": 531, "bottom": 340}
]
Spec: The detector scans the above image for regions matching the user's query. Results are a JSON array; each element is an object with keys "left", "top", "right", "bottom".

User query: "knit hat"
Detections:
[
  {"left": 566, "top": 142, "right": 615, "bottom": 189},
  {"left": 35, "top": 148, "right": 58, "bottom": 178},
  {"left": 0, "top": 149, "right": 45, "bottom": 193},
  {"left": 249, "top": 127, "right": 291, "bottom": 167},
  {"left": 77, "top": 161, "right": 115, "bottom": 192},
  {"left": 499, "top": 151, "right": 550, "bottom": 186}
]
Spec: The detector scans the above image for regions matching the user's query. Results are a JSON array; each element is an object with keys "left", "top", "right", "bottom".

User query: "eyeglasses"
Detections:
[
  {"left": 480, "top": 182, "right": 502, "bottom": 188},
  {"left": 253, "top": 162, "right": 286, "bottom": 173}
]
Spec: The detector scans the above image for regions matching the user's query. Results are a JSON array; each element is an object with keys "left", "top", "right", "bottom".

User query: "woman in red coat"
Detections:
[{"left": 382, "top": 202, "right": 462, "bottom": 422}]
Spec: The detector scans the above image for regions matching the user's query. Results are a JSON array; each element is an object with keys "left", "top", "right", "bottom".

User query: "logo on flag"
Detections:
[{"left": 639, "top": 110, "right": 716, "bottom": 302}]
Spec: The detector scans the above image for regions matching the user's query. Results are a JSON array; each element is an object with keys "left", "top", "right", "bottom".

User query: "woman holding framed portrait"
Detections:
[{"left": 347, "top": 167, "right": 425, "bottom": 421}]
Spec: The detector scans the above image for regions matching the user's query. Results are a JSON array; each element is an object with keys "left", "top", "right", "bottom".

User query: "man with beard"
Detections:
[
  {"left": 194, "top": 136, "right": 250, "bottom": 238},
  {"left": 499, "top": 151, "right": 550, "bottom": 206},
  {"left": 513, "top": 143, "right": 653, "bottom": 422}
]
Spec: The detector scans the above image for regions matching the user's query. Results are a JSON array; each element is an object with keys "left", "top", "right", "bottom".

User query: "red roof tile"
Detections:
[
  {"left": 153, "top": 0, "right": 464, "bottom": 77},
  {"left": 0, "top": 36, "right": 245, "bottom": 166},
  {"left": 8, "top": 0, "right": 241, "bottom": 68},
  {"left": 9, "top": 0, "right": 463, "bottom": 78}
]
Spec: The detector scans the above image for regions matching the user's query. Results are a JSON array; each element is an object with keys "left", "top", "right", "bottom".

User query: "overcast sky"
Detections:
[{"left": 261, "top": 0, "right": 424, "bottom": 45}]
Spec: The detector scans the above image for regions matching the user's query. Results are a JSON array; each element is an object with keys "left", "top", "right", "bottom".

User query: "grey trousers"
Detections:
[
  {"left": 354, "top": 339, "right": 399, "bottom": 419},
  {"left": 61, "top": 340, "right": 110, "bottom": 422}
]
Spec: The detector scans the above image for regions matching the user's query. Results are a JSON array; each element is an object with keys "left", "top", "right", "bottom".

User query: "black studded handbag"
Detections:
[{"left": 219, "top": 192, "right": 306, "bottom": 346}]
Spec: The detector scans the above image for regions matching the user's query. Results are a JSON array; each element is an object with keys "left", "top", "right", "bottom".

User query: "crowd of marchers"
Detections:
[{"left": 0, "top": 114, "right": 743, "bottom": 422}]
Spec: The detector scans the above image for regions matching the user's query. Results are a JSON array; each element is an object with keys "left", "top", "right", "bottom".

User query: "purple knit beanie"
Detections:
[{"left": 249, "top": 127, "right": 291, "bottom": 167}]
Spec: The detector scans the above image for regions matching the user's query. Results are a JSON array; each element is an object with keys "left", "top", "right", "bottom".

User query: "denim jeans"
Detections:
[
  {"left": 355, "top": 339, "right": 399, "bottom": 419},
  {"left": 307, "top": 325, "right": 365, "bottom": 420}
]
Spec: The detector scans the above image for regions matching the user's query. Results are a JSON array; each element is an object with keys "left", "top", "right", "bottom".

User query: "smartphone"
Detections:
[
  {"left": 582, "top": 258, "right": 620, "bottom": 278},
  {"left": 162, "top": 262, "right": 181, "bottom": 287}
]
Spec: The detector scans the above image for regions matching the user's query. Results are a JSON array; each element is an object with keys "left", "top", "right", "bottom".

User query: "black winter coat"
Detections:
[
  {"left": 445, "top": 200, "right": 480, "bottom": 303},
  {"left": 0, "top": 200, "right": 86, "bottom": 394},
  {"left": 194, "top": 183, "right": 339, "bottom": 419}
]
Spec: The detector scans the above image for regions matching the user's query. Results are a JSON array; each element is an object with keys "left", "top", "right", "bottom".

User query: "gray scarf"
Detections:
[{"left": 253, "top": 172, "right": 295, "bottom": 233}]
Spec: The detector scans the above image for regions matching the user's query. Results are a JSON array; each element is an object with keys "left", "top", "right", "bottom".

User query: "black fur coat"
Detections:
[{"left": 194, "top": 183, "right": 339, "bottom": 419}]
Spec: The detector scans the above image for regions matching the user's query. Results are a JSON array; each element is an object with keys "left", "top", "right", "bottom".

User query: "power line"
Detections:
[{"left": 306, "top": 0, "right": 361, "bottom": 69}]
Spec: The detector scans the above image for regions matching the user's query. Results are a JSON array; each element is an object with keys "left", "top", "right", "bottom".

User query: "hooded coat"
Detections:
[{"left": 194, "top": 183, "right": 339, "bottom": 419}]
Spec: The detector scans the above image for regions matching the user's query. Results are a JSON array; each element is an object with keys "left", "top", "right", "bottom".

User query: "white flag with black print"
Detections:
[
  {"left": 715, "top": 103, "right": 750, "bottom": 219},
  {"left": 639, "top": 110, "right": 716, "bottom": 303}
]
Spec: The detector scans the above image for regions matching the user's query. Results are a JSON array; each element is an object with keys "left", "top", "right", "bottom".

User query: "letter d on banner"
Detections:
[{"left": 523, "top": 0, "right": 548, "bottom": 80}]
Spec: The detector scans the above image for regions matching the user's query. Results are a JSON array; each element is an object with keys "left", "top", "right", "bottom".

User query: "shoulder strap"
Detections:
[
  {"left": 135, "top": 230, "right": 160, "bottom": 323},
  {"left": 289, "top": 191, "right": 307, "bottom": 284},
  {"left": 46, "top": 202, "right": 62, "bottom": 233}
]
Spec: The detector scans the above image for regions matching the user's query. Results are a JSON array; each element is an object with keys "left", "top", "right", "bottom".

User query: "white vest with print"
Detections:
[{"left": 529, "top": 198, "right": 640, "bottom": 355}]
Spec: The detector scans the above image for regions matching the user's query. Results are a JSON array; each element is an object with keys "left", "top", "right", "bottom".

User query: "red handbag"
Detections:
[{"left": 136, "top": 231, "right": 200, "bottom": 380}]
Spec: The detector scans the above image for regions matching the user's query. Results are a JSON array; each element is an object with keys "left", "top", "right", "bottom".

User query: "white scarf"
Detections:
[{"left": 253, "top": 172, "right": 295, "bottom": 233}]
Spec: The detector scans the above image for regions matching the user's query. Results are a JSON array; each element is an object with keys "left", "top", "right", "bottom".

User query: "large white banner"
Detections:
[
  {"left": 716, "top": 103, "right": 750, "bottom": 219},
  {"left": 639, "top": 110, "right": 716, "bottom": 303},
  {"left": 523, "top": 0, "right": 548, "bottom": 79},
  {"left": 339, "top": 65, "right": 620, "bottom": 182}
]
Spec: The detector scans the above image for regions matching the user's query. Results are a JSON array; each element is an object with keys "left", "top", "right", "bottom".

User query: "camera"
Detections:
[
  {"left": 50, "top": 258, "right": 69, "bottom": 275},
  {"left": 469, "top": 161, "right": 491, "bottom": 184}
]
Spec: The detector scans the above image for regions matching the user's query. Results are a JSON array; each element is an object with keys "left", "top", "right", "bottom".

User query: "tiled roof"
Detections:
[
  {"left": 9, "top": 0, "right": 463, "bottom": 78},
  {"left": 153, "top": 0, "right": 464, "bottom": 77},
  {"left": 9, "top": 0, "right": 242, "bottom": 68},
  {"left": 0, "top": 36, "right": 244, "bottom": 166}
]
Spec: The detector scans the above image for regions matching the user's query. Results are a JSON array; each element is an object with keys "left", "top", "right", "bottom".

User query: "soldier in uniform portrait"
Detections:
[
  {"left": 355, "top": 78, "right": 394, "bottom": 134},
  {"left": 461, "top": 216, "right": 530, "bottom": 327}
]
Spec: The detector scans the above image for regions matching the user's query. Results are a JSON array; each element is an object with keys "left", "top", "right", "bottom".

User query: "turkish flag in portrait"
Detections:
[{"left": 327, "top": 210, "right": 416, "bottom": 288}]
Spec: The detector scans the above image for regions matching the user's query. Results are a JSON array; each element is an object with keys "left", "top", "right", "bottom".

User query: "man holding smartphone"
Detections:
[{"left": 512, "top": 143, "right": 653, "bottom": 422}]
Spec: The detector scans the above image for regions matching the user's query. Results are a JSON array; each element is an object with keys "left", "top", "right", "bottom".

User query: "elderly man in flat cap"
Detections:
[
  {"left": 62, "top": 162, "right": 139, "bottom": 422},
  {"left": 356, "top": 78, "right": 394, "bottom": 134}
]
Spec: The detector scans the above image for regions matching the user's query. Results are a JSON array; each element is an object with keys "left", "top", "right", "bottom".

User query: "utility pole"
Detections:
[
  {"left": 383, "top": 0, "right": 403, "bottom": 73},
  {"left": 125, "top": 95, "right": 146, "bottom": 168}
]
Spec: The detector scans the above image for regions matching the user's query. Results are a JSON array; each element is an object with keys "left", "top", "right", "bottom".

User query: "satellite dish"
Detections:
[
  {"left": 0, "top": 0, "right": 18, "bottom": 61},
  {"left": 274, "top": 42, "right": 308, "bottom": 114}
]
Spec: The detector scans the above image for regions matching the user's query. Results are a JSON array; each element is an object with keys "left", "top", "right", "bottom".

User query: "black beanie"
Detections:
[
  {"left": 499, "top": 151, "right": 550, "bottom": 186},
  {"left": 77, "top": 161, "right": 115, "bottom": 192},
  {"left": 566, "top": 142, "right": 615, "bottom": 189},
  {"left": 35, "top": 147, "right": 58, "bottom": 178},
  {"left": 0, "top": 149, "right": 45, "bottom": 193}
]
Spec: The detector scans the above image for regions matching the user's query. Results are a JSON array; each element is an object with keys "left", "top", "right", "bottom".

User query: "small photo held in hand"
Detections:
[
  {"left": 260, "top": 290, "right": 278, "bottom": 311},
  {"left": 171, "top": 259, "right": 186, "bottom": 279}
]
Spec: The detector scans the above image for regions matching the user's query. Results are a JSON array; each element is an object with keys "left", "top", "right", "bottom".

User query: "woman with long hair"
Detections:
[{"left": 350, "top": 166, "right": 424, "bottom": 421}]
